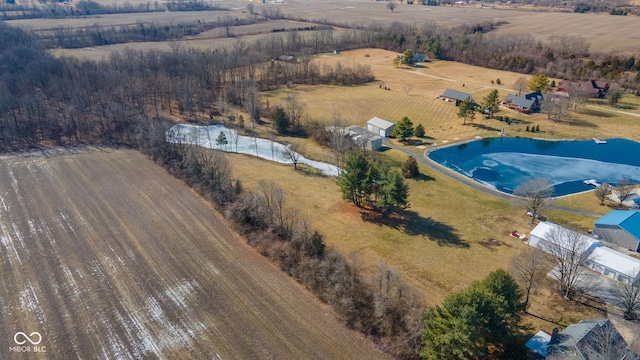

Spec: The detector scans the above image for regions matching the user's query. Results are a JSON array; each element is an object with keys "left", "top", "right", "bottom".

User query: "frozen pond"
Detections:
[
  {"left": 427, "top": 137, "right": 640, "bottom": 196},
  {"left": 166, "top": 124, "right": 340, "bottom": 177}
]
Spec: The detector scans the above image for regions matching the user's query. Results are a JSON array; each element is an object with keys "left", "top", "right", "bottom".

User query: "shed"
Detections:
[
  {"left": 366, "top": 117, "right": 396, "bottom": 137},
  {"left": 348, "top": 126, "right": 384, "bottom": 150},
  {"left": 441, "top": 89, "right": 475, "bottom": 106},
  {"left": 594, "top": 210, "right": 640, "bottom": 252},
  {"left": 584, "top": 246, "right": 640, "bottom": 284}
]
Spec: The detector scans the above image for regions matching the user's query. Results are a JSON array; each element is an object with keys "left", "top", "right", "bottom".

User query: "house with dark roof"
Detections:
[
  {"left": 546, "top": 319, "right": 633, "bottom": 360},
  {"left": 557, "top": 80, "right": 610, "bottom": 98},
  {"left": 441, "top": 89, "right": 475, "bottom": 106},
  {"left": 504, "top": 91, "right": 545, "bottom": 113},
  {"left": 594, "top": 210, "right": 640, "bottom": 252}
]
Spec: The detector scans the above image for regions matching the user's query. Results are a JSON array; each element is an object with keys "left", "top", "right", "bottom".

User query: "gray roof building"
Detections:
[
  {"left": 441, "top": 89, "right": 475, "bottom": 105},
  {"left": 504, "top": 91, "right": 545, "bottom": 113},
  {"left": 546, "top": 319, "right": 633, "bottom": 360}
]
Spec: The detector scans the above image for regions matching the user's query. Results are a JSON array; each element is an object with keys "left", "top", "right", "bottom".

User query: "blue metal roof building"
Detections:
[{"left": 594, "top": 210, "right": 640, "bottom": 252}]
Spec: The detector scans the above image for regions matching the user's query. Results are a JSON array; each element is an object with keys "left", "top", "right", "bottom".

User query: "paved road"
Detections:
[{"left": 383, "top": 139, "right": 601, "bottom": 218}]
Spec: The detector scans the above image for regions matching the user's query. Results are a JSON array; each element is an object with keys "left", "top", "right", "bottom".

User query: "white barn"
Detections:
[
  {"left": 528, "top": 222, "right": 640, "bottom": 285},
  {"left": 366, "top": 117, "right": 396, "bottom": 137}
]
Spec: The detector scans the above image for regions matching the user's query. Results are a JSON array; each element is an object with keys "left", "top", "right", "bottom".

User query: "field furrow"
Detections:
[{"left": 0, "top": 147, "right": 387, "bottom": 360}]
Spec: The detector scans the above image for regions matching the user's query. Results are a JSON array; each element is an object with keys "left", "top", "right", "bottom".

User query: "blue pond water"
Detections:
[{"left": 427, "top": 137, "right": 640, "bottom": 196}]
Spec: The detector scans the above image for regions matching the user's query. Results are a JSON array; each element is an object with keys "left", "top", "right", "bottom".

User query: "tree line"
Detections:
[
  {"left": 37, "top": 17, "right": 260, "bottom": 49},
  {"left": 0, "top": 22, "right": 374, "bottom": 149},
  {"left": 0, "top": 0, "right": 222, "bottom": 20}
]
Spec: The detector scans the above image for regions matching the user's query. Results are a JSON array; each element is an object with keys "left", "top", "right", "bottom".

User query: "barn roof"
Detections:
[
  {"left": 595, "top": 210, "right": 640, "bottom": 240},
  {"left": 590, "top": 246, "right": 640, "bottom": 279},
  {"left": 505, "top": 94, "right": 534, "bottom": 109},
  {"left": 442, "top": 89, "right": 475, "bottom": 102},
  {"left": 366, "top": 117, "right": 396, "bottom": 130}
]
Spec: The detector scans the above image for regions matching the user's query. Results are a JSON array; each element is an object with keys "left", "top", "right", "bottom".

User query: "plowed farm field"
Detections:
[{"left": 0, "top": 147, "right": 387, "bottom": 360}]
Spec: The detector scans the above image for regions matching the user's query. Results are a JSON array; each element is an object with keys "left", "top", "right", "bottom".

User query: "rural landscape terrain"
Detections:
[
  {"left": 1, "top": 0, "right": 640, "bottom": 358},
  {"left": 0, "top": 148, "right": 387, "bottom": 359}
]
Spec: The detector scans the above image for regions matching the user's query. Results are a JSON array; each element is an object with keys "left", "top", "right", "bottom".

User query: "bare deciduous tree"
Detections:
[
  {"left": 510, "top": 246, "right": 547, "bottom": 309},
  {"left": 244, "top": 83, "right": 262, "bottom": 127},
  {"left": 514, "top": 77, "right": 528, "bottom": 96},
  {"left": 543, "top": 225, "right": 595, "bottom": 299},
  {"left": 513, "top": 178, "right": 554, "bottom": 224},
  {"left": 541, "top": 93, "right": 569, "bottom": 122},
  {"left": 387, "top": 2, "right": 397, "bottom": 12},
  {"left": 615, "top": 178, "right": 636, "bottom": 206},
  {"left": 283, "top": 93, "right": 305, "bottom": 130},
  {"left": 594, "top": 183, "right": 612, "bottom": 206},
  {"left": 583, "top": 320, "right": 629, "bottom": 360},
  {"left": 612, "top": 277, "right": 640, "bottom": 320},
  {"left": 282, "top": 142, "right": 303, "bottom": 170},
  {"left": 328, "top": 115, "right": 351, "bottom": 172},
  {"left": 566, "top": 85, "right": 592, "bottom": 111},
  {"left": 258, "top": 180, "right": 285, "bottom": 230}
]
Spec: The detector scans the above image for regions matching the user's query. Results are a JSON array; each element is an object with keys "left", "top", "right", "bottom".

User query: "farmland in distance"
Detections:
[{"left": 0, "top": 147, "right": 388, "bottom": 359}]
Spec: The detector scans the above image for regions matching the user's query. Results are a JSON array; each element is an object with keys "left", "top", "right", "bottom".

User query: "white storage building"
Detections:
[
  {"left": 528, "top": 222, "right": 640, "bottom": 285},
  {"left": 366, "top": 117, "right": 396, "bottom": 138}
]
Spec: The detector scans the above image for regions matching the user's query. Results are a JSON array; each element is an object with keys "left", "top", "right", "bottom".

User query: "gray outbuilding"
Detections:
[{"left": 366, "top": 117, "right": 396, "bottom": 137}]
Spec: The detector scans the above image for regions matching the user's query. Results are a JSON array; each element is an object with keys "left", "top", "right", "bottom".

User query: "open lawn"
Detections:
[
  {"left": 224, "top": 145, "right": 605, "bottom": 335},
  {"left": 0, "top": 147, "right": 387, "bottom": 359}
]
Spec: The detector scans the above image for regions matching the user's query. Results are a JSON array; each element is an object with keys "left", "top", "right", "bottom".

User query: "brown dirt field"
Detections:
[
  {"left": 216, "top": 0, "right": 640, "bottom": 53},
  {"left": 0, "top": 147, "right": 388, "bottom": 360},
  {"left": 5, "top": 11, "right": 240, "bottom": 31}
]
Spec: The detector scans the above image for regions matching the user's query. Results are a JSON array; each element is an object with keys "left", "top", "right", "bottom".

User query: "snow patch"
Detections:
[{"left": 167, "top": 124, "right": 340, "bottom": 176}]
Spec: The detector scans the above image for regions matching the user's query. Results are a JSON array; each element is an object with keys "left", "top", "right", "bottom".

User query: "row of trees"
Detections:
[
  {"left": 0, "top": 0, "right": 221, "bottom": 20},
  {"left": 0, "top": 22, "right": 378, "bottom": 149}
]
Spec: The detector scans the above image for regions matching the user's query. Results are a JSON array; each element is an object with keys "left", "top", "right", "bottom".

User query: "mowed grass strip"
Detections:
[{"left": 0, "top": 148, "right": 388, "bottom": 360}]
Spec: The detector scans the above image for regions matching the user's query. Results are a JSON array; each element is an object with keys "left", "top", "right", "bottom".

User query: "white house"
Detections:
[
  {"left": 366, "top": 117, "right": 396, "bottom": 137},
  {"left": 528, "top": 222, "right": 640, "bottom": 285}
]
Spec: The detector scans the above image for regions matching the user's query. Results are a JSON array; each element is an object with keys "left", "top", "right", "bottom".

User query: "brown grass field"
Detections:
[
  {"left": 0, "top": 147, "right": 388, "bottom": 359},
  {"left": 268, "top": 49, "right": 640, "bottom": 144},
  {"left": 6, "top": 0, "right": 638, "bottom": 59},
  {"left": 232, "top": 48, "right": 638, "bottom": 333}
]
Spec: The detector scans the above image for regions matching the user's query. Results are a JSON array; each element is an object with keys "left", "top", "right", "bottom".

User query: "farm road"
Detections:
[
  {"left": 383, "top": 140, "right": 600, "bottom": 218},
  {"left": 0, "top": 148, "right": 388, "bottom": 360},
  {"left": 587, "top": 104, "right": 640, "bottom": 118}
]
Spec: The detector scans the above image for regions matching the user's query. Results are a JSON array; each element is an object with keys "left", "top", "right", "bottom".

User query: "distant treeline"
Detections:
[
  {"left": 38, "top": 18, "right": 259, "bottom": 49},
  {"left": 371, "top": 21, "right": 640, "bottom": 87},
  {"left": 0, "top": 22, "right": 373, "bottom": 149},
  {"left": 0, "top": 0, "right": 222, "bottom": 20}
]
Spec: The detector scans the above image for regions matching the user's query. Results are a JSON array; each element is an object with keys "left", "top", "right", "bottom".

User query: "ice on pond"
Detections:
[{"left": 166, "top": 124, "right": 340, "bottom": 177}]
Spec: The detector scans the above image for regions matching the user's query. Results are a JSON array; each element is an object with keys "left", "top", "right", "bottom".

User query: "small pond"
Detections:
[{"left": 427, "top": 137, "right": 640, "bottom": 197}]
